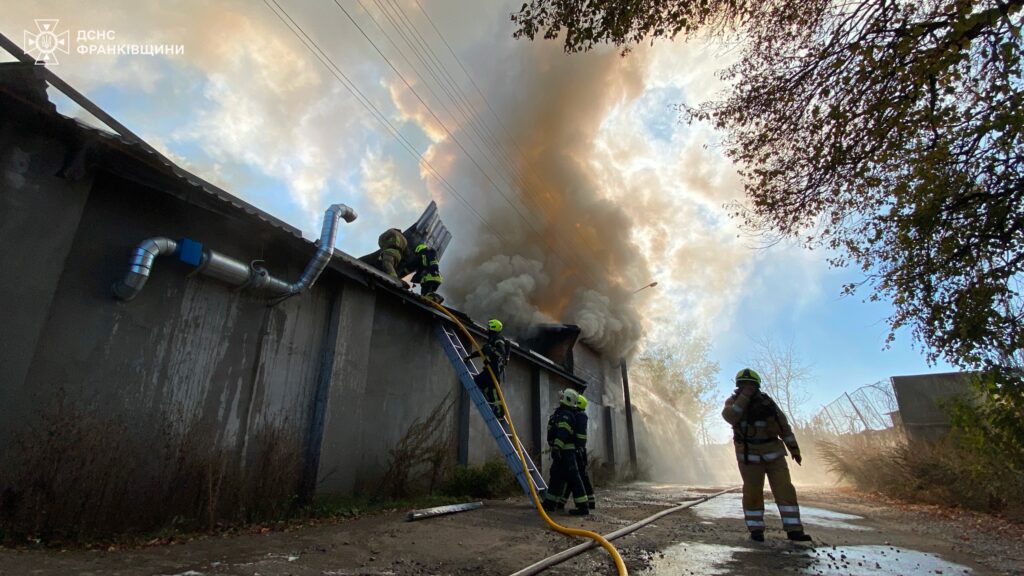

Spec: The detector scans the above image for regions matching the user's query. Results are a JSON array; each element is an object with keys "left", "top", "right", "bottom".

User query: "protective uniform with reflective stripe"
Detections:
[
  {"left": 376, "top": 229, "right": 408, "bottom": 278},
  {"left": 560, "top": 401, "right": 596, "bottom": 508},
  {"left": 544, "top": 403, "right": 587, "bottom": 510},
  {"left": 723, "top": 389, "right": 804, "bottom": 534},
  {"left": 411, "top": 244, "right": 444, "bottom": 298},
  {"left": 466, "top": 332, "right": 510, "bottom": 417}
]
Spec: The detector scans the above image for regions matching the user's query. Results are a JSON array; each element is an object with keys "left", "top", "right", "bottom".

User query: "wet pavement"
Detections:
[
  {"left": 691, "top": 493, "right": 872, "bottom": 531},
  {"left": 640, "top": 542, "right": 974, "bottom": 575}
]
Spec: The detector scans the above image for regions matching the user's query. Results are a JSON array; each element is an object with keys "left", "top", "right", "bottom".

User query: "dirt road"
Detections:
[{"left": 2, "top": 484, "right": 1021, "bottom": 575}]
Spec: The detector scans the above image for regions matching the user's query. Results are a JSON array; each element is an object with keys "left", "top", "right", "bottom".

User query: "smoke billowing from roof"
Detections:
[{"left": 436, "top": 43, "right": 652, "bottom": 360}]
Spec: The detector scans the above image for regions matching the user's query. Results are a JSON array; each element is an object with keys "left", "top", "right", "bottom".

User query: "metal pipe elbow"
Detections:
[{"left": 112, "top": 237, "right": 178, "bottom": 301}]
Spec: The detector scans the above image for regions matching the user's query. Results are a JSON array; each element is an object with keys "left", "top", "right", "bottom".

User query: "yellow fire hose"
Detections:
[{"left": 426, "top": 300, "right": 628, "bottom": 576}]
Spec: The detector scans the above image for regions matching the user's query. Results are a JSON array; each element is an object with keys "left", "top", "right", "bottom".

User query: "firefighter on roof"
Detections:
[
  {"left": 376, "top": 228, "right": 408, "bottom": 279},
  {"left": 411, "top": 243, "right": 444, "bottom": 303},
  {"left": 722, "top": 368, "right": 812, "bottom": 542}
]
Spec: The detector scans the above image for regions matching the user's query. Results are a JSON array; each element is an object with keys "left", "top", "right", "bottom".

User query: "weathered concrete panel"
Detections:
[
  {"left": 316, "top": 284, "right": 377, "bottom": 494},
  {"left": 891, "top": 372, "right": 972, "bottom": 442},
  {"left": 0, "top": 127, "right": 91, "bottom": 440}
]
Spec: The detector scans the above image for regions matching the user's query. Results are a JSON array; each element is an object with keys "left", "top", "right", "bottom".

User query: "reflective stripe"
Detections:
[
  {"left": 576, "top": 433, "right": 588, "bottom": 440},
  {"left": 574, "top": 496, "right": 588, "bottom": 503},
  {"left": 754, "top": 420, "right": 768, "bottom": 427},
  {"left": 745, "top": 520, "right": 766, "bottom": 527},
  {"left": 553, "top": 439, "right": 575, "bottom": 450},
  {"left": 782, "top": 517, "right": 802, "bottom": 525},
  {"left": 558, "top": 421, "right": 574, "bottom": 432},
  {"left": 777, "top": 505, "right": 800, "bottom": 513},
  {"left": 744, "top": 509, "right": 765, "bottom": 517},
  {"left": 737, "top": 451, "right": 782, "bottom": 463},
  {"left": 731, "top": 404, "right": 744, "bottom": 414}
]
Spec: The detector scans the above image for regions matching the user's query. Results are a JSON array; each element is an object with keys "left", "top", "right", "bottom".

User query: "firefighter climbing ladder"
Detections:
[
  {"left": 435, "top": 323, "right": 547, "bottom": 495},
  {"left": 426, "top": 302, "right": 626, "bottom": 575}
]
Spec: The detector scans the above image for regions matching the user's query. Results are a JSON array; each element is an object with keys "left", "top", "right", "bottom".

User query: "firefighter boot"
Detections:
[
  {"left": 750, "top": 530, "right": 765, "bottom": 542},
  {"left": 787, "top": 530, "right": 812, "bottom": 542},
  {"left": 569, "top": 506, "right": 589, "bottom": 516}
]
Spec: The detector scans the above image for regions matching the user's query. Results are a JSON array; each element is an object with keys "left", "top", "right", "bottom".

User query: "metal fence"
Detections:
[{"left": 810, "top": 380, "right": 899, "bottom": 435}]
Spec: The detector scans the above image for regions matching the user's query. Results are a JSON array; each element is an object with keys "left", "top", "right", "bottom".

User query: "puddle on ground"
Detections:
[
  {"left": 639, "top": 542, "right": 748, "bottom": 575},
  {"left": 692, "top": 493, "right": 871, "bottom": 531},
  {"left": 806, "top": 546, "right": 971, "bottom": 575},
  {"left": 641, "top": 543, "right": 972, "bottom": 575}
]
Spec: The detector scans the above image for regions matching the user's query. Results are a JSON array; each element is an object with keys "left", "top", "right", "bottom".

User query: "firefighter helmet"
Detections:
[
  {"left": 576, "top": 394, "right": 588, "bottom": 410},
  {"left": 415, "top": 243, "right": 428, "bottom": 253},
  {"left": 560, "top": 388, "right": 579, "bottom": 407},
  {"left": 487, "top": 318, "right": 503, "bottom": 333},
  {"left": 735, "top": 368, "right": 762, "bottom": 386}
]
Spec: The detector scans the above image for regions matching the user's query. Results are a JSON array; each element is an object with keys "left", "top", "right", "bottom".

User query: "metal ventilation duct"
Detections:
[{"left": 113, "top": 203, "right": 357, "bottom": 302}]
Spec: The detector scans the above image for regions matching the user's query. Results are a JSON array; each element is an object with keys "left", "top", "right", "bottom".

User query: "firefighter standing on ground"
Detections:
[
  {"left": 561, "top": 393, "right": 596, "bottom": 509},
  {"left": 543, "top": 388, "right": 589, "bottom": 516},
  {"left": 411, "top": 243, "right": 444, "bottom": 303},
  {"left": 463, "top": 319, "right": 509, "bottom": 418},
  {"left": 722, "top": 368, "right": 812, "bottom": 542}
]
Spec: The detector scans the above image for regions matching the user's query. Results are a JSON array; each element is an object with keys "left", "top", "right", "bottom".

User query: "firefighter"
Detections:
[
  {"left": 543, "top": 388, "right": 589, "bottom": 516},
  {"left": 562, "top": 393, "right": 596, "bottom": 509},
  {"left": 463, "top": 319, "right": 509, "bottom": 418},
  {"left": 722, "top": 368, "right": 812, "bottom": 542},
  {"left": 376, "top": 228, "right": 408, "bottom": 279},
  {"left": 411, "top": 243, "right": 444, "bottom": 303}
]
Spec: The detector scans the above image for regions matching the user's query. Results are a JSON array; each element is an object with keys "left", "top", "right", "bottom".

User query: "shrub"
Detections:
[{"left": 439, "top": 460, "right": 519, "bottom": 499}]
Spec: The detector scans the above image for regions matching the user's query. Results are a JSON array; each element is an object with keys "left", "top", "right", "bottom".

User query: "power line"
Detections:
[
  {"left": 262, "top": 0, "right": 507, "bottom": 245},
  {"left": 402, "top": 0, "right": 603, "bottom": 275},
  {"left": 374, "top": 0, "right": 603, "bottom": 284},
  {"left": 330, "top": 0, "right": 599, "bottom": 285}
]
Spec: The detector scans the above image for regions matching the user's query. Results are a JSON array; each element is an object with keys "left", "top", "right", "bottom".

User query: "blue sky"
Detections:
[{"left": 3, "top": 1, "right": 954, "bottom": 430}]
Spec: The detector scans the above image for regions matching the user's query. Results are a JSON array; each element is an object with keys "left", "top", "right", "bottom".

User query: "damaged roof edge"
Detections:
[{"left": 0, "top": 85, "right": 588, "bottom": 389}]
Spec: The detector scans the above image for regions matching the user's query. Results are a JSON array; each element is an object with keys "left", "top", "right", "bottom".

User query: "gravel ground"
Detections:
[{"left": 0, "top": 484, "right": 1020, "bottom": 575}]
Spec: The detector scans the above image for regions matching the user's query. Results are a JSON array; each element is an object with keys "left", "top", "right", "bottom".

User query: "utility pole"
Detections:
[{"left": 620, "top": 359, "right": 638, "bottom": 474}]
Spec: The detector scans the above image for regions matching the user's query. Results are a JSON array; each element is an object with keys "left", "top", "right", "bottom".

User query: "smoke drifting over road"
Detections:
[{"left": 437, "top": 43, "right": 652, "bottom": 360}]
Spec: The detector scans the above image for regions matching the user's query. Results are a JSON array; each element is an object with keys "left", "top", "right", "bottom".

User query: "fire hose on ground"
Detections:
[
  {"left": 425, "top": 299, "right": 629, "bottom": 576},
  {"left": 508, "top": 486, "right": 740, "bottom": 576}
]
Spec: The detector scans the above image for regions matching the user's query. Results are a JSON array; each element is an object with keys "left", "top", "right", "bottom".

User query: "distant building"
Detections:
[{"left": 890, "top": 372, "right": 974, "bottom": 442}]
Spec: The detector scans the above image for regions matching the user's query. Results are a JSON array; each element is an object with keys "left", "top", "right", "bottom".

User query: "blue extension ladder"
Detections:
[{"left": 435, "top": 323, "right": 547, "bottom": 495}]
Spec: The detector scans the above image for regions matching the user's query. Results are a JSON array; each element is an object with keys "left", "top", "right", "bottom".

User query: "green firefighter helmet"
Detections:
[
  {"left": 576, "top": 394, "right": 588, "bottom": 410},
  {"left": 487, "top": 318, "right": 503, "bottom": 333},
  {"left": 415, "top": 243, "right": 428, "bottom": 253},
  {"left": 560, "top": 388, "right": 579, "bottom": 407},
  {"left": 735, "top": 368, "right": 762, "bottom": 387}
]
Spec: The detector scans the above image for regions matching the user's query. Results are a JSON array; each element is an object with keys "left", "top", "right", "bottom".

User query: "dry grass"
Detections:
[
  {"left": 0, "top": 399, "right": 304, "bottom": 543},
  {"left": 817, "top": 431, "right": 1024, "bottom": 517}
]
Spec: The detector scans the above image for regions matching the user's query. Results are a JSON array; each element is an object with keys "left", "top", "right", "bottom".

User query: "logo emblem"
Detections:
[{"left": 24, "top": 19, "right": 69, "bottom": 65}]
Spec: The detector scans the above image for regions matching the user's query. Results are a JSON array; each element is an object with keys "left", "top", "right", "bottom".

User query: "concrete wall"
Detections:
[
  {"left": 0, "top": 115, "right": 631, "bottom": 531},
  {"left": 891, "top": 372, "right": 973, "bottom": 442}
]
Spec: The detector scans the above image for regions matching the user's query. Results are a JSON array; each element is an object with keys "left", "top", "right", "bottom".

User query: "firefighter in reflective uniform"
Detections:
[
  {"left": 561, "top": 394, "right": 596, "bottom": 509},
  {"left": 376, "top": 228, "right": 408, "bottom": 278},
  {"left": 543, "top": 388, "right": 589, "bottom": 516},
  {"left": 722, "top": 368, "right": 812, "bottom": 542},
  {"left": 463, "top": 319, "right": 509, "bottom": 418},
  {"left": 411, "top": 243, "right": 444, "bottom": 303}
]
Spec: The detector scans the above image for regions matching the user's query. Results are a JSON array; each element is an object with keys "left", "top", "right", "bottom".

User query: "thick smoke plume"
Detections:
[{"left": 438, "top": 43, "right": 653, "bottom": 360}]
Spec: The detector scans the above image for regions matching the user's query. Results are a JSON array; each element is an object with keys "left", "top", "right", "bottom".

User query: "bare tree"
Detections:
[
  {"left": 633, "top": 332, "right": 721, "bottom": 445},
  {"left": 748, "top": 336, "right": 813, "bottom": 424}
]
